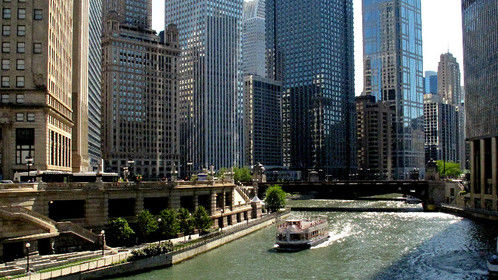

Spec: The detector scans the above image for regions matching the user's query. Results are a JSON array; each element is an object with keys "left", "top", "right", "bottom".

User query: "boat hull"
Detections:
[
  {"left": 275, "top": 235, "right": 329, "bottom": 251},
  {"left": 488, "top": 261, "right": 498, "bottom": 274}
]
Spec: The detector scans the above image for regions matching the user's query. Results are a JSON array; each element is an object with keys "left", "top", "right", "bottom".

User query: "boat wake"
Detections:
[{"left": 311, "top": 224, "right": 353, "bottom": 249}]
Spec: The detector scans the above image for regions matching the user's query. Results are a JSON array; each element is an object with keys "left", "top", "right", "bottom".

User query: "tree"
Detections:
[
  {"left": 233, "top": 167, "right": 252, "bottom": 183},
  {"left": 105, "top": 218, "right": 135, "bottom": 247},
  {"left": 216, "top": 168, "right": 228, "bottom": 180},
  {"left": 436, "top": 160, "right": 462, "bottom": 179},
  {"left": 264, "top": 185, "right": 287, "bottom": 212},
  {"left": 136, "top": 210, "right": 159, "bottom": 242},
  {"left": 193, "top": 206, "right": 213, "bottom": 234},
  {"left": 177, "top": 208, "right": 195, "bottom": 235},
  {"left": 158, "top": 209, "right": 180, "bottom": 239}
]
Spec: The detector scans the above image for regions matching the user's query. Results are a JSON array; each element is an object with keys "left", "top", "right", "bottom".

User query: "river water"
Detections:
[{"left": 117, "top": 198, "right": 498, "bottom": 280}]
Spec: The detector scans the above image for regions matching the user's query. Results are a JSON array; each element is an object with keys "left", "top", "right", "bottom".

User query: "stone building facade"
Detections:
[
  {"left": 0, "top": 0, "right": 87, "bottom": 179},
  {"left": 102, "top": 2, "right": 180, "bottom": 179}
]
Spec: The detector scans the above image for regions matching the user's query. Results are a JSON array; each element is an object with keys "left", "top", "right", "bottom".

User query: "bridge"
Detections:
[{"left": 257, "top": 180, "right": 443, "bottom": 209}]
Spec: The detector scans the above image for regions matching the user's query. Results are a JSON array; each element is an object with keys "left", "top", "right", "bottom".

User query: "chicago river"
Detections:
[{"left": 117, "top": 199, "right": 498, "bottom": 280}]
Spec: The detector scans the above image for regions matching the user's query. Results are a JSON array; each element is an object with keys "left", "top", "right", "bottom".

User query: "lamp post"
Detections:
[
  {"left": 157, "top": 218, "right": 162, "bottom": 246},
  {"left": 25, "top": 155, "right": 33, "bottom": 182},
  {"left": 100, "top": 230, "right": 105, "bottom": 256},
  {"left": 25, "top": 242, "right": 31, "bottom": 274},
  {"left": 187, "top": 162, "right": 193, "bottom": 180},
  {"left": 127, "top": 160, "right": 135, "bottom": 181}
]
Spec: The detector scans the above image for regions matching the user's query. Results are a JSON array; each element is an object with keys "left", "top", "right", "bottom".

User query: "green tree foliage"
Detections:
[
  {"left": 233, "top": 167, "right": 252, "bottom": 183},
  {"left": 436, "top": 160, "right": 462, "bottom": 178},
  {"left": 193, "top": 206, "right": 213, "bottom": 233},
  {"left": 177, "top": 208, "right": 195, "bottom": 235},
  {"left": 264, "top": 185, "right": 287, "bottom": 212},
  {"left": 136, "top": 210, "right": 159, "bottom": 242},
  {"left": 128, "top": 241, "right": 173, "bottom": 262},
  {"left": 216, "top": 168, "right": 228, "bottom": 180},
  {"left": 105, "top": 218, "right": 135, "bottom": 246},
  {"left": 158, "top": 209, "right": 180, "bottom": 239}
]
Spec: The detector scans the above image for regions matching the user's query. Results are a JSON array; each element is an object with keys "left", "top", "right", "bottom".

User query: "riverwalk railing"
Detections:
[{"left": 18, "top": 253, "right": 129, "bottom": 280}]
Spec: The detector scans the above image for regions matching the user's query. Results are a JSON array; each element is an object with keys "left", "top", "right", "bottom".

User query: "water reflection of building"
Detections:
[
  {"left": 362, "top": 0, "right": 425, "bottom": 179},
  {"left": 462, "top": 0, "right": 498, "bottom": 211}
]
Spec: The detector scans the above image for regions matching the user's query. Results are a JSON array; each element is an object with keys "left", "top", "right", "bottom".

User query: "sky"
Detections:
[{"left": 151, "top": 0, "right": 464, "bottom": 96}]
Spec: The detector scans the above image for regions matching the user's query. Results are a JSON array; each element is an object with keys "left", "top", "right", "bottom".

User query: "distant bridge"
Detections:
[{"left": 258, "top": 180, "right": 436, "bottom": 207}]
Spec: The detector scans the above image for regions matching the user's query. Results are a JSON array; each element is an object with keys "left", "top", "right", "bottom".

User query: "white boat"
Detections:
[
  {"left": 406, "top": 195, "right": 422, "bottom": 204},
  {"left": 275, "top": 216, "right": 329, "bottom": 251},
  {"left": 488, "top": 238, "right": 498, "bottom": 274}
]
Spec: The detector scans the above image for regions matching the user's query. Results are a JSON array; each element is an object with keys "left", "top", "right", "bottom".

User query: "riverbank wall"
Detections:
[
  {"left": 44, "top": 212, "right": 288, "bottom": 280},
  {"left": 440, "top": 204, "right": 498, "bottom": 222}
]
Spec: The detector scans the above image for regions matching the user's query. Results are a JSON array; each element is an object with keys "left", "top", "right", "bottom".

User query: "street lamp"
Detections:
[
  {"left": 157, "top": 218, "right": 162, "bottom": 246},
  {"left": 187, "top": 162, "right": 193, "bottom": 180},
  {"left": 100, "top": 230, "right": 105, "bottom": 256},
  {"left": 127, "top": 160, "right": 135, "bottom": 181},
  {"left": 25, "top": 155, "right": 33, "bottom": 182},
  {"left": 25, "top": 242, "right": 31, "bottom": 274}
]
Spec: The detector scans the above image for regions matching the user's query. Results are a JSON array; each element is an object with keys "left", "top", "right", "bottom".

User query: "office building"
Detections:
[
  {"left": 356, "top": 95, "right": 394, "bottom": 179},
  {"left": 424, "top": 71, "right": 437, "bottom": 95},
  {"left": 165, "top": 0, "right": 244, "bottom": 175},
  {"left": 362, "top": 0, "right": 425, "bottom": 179},
  {"left": 266, "top": 0, "right": 356, "bottom": 177},
  {"left": 243, "top": 75, "right": 282, "bottom": 168},
  {"left": 0, "top": 0, "right": 86, "bottom": 179},
  {"left": 462, "top": 0, "right": 498, "bottom": 211},
  {"left": 423, "top": 94, "right": 459, "bottom": 164},
  {"left": 438, "top": 53, "right": 462, "bottom": 106},
  {"left": 241, "top": 0, "right": 266, "bottom": 77},
  {"left": 102, "top": 1, "right": 180, "bottom": 179},
  {"left": 87, "top": 0, "right": 102, "bottom": 170}
]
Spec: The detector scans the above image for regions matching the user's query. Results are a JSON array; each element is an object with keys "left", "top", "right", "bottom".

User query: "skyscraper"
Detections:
[
  {"left": 438, "top": 53, "right": 462, "bottom": 106},
  {"left": 243, "top": 75, "right": 282, "bottom": 167},
  {"left": 165, "top": 0, "right": 244, "bottom": 174},
  {"left": 462, "top": 0, "right": 498, "bottom": 211},
  {"left": 0, "top": 0, "right": 84, "bottom": 179},
  {"left": 362, "top": 0, "right": 425, "bottom": 179},
  {"left": 437, "top": 52, "right": 464, "bottom": 167},
  {"left": 102, "top": 1, "right": 180, "bottom": 179},
  {"left": 424, "top": 71, "right": 438, "bottom": 95},
  {"left": 87, "top": 0, "right": 102, "bottom": 170},
  {"left": 241, "top": 0, "right": 266, "bottom": 77},
  {"left": 423, "top": 94, "right": 459, "bottom": 164},
  {"left": 266, "top": 0, "right": 356, "bottom": 177}
]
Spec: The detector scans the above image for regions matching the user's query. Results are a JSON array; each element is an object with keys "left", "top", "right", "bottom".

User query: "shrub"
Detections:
[
  {"left": 233, "top": 167, "right": 252, "bottom": 183},
  {"left": 436, "top": 160, "right": 462, "bottom": 179},
  {"left": 105, "top": 218, "right": 135, "bottom": 247},
  {"left": 193, "top": 206, "right": 213, "bottom": 234},
  {"left": 158, "top": 209, "right": 180, "bottom": 239},
  {"left": 136, "top": 210, "right": 159, "bottom": 242},
  {"left": 127, "top": 241, "right": 173, "bottom": 262},
  {"left": 264, "top": 185, "right": 287, "bottom": 212},
  {"left": 178, "top": 208, "right": 195, "bottom": 235}
]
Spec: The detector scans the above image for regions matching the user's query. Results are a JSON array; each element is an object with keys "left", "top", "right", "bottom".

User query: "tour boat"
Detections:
[
  {"left": 488, "top": 238, "right": 498, "bottom": 274},
  {"left": 275, "top": 216, "right": 329, "bottom": 251}
]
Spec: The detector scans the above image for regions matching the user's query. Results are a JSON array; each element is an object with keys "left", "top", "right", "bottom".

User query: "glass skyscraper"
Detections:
[
  {"left": 362, "top": 0, "right": 424, "bottom": 179},
  {"left": 165, "top": 0, "right": 244, "bottom": 174},
  {"left": 88, "top": 0, "right": 102, "bottom": 170},
  {"left": 241, "top": 0, "right": 266, "bottom": 77},
  {"left": 266, "top": 0, "right": 356, "bottom": 177},
  {"left": 424, "top": 71, "right": 437, "bottom": 95}
]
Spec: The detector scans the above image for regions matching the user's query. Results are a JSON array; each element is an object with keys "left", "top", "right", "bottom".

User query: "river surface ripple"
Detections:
[{"left": 116, "top": 199, "right": 498, "bottom": 280}]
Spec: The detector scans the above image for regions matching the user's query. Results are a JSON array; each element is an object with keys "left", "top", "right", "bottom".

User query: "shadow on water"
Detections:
[{"left": 370, "top": 218, "right": 498, "bottom": 280}]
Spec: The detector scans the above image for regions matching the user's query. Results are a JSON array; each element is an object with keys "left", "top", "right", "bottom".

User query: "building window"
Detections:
[
  {"left": 34, "top": 9, "right": 42, "bottom": 20},
  {"left": 16, "top": 94, "right": 23, "bottom": 103},
  {"left": 2, "top": 25, "right": 11, "bottom": 36},
  {"left": 2, "top": 8, "right": 11, "bottom": 19},
  {"left": 16, "top": 42, "right": 24, "bottom": 53},
  {"left": 16, "top": 76, "right": 24, "bottom": 87},
  {"left": 1, "top": 94, "right": 8, "bottom": 103},
  {"left": 27, "top": 113, "right": 35, "bottom": 122},
  {"left": 33, "top": 42, "right": 41, "bottom": 53},
  {"left": 1, "top": 59, "right": 10, "bottom": 70},
  {"left": 1, "top": 76, "right": 9, "bottom": 87},
  {"left": 2, "top": 42, "right": 10, "bottom": 53},
  {"left": 17, "top": 8, "right": 26, "bottom": 19},
  {"left": 16, "top": 128, "right": 35, "bottom": 165},
  {"left": 17, "top": 25, "right": 25, "bottom": 36},
  {"left": 16, "top": 113, "right": 24, "bottom": 122},
  {"left": 16, "top": 59, "right": 24, "bottom": 70}
]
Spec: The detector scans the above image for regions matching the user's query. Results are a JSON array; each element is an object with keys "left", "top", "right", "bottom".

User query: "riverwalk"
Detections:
[{"left": 8, "top": 211, "right": 288, "bottom": 280}]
